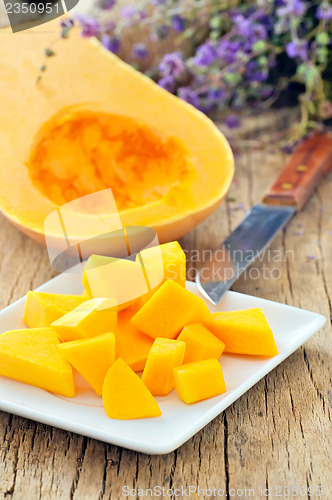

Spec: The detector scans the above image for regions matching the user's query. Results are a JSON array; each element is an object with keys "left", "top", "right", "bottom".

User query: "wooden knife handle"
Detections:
[{"left": 263, "top": 133, "right": 332, "bottom": 211}]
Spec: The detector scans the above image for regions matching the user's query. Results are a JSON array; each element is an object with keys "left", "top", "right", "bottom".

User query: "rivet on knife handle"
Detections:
[{"left": 263, "top": 133, "right": 332, "bottom": 211}]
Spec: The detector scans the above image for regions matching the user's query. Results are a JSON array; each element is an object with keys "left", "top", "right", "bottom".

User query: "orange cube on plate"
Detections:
[
  {"left": 178, "top": 323, "right": 225, "bottom": 363},
  {"left": 142, "top": 338, "right": 186, "bottom": 396},
  {"left": 0, "top": 328, "right": 74, "bottom": 397},
  {"left": 131, "top": 280, "right": 210, "bottom": 339},
  {"left": 204, "top": 308, "right": 278, "bottom": 356},
  {"left": 114, "top": 308, "right": 153, "bottom": 372},
  {"left": 102, "top": 358, "right": 161, "bottom": 420},
  {"left": 174, "top": 359, "right": 226, "bottom": 404},
  {"left": 58, "top": 332, "right": 115, "bottom": 396}
]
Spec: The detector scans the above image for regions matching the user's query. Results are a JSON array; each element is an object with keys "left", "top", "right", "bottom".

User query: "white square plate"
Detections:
[{"left": 0, "top": 273, "right": 326, "bottom": 454}]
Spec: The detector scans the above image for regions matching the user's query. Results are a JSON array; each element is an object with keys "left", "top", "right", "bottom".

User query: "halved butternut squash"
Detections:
[{"left": 0, "top": 19, "right": 233, "bottom": 246}]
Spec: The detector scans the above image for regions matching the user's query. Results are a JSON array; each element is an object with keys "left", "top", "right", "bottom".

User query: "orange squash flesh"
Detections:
[
  {"left": 114, "top": 308, "right": 153, "bottom": 372},
  {"left": 58, "top": 333, "right": 115, "bottom": 396},
  {"left": 102, "top": 358, "right": 162, "bottom": 419},
  {"left": 134, "top": 241, "right": 186, "bottom": 309},
  {"left": 204, "top": 308, "right": 278, "bottom": 356},
  {"left": 0, "top": 328, "right": 75, "bottom": 397},
  {"left": 82, "top": 255, "right": 155, "bottom": 310},
  {"left": 0, "top": 20, "right": 233, "bottom": 245},
  {"left": 178, "top": 323, "right": 225, "bottom": 364},
  {"left": 174, "top": 359, "right": 226, "bottom": 404},
  {"left": 131, "top": 280, "right": 211, "bottom": 339},
  {"left": 51, "top": 298, "right": 117, "bottom": 343},
  {"left": 137, "top": 241, "right": 186, "bottom": 287},
  {"left": 24, "top": 291, "right": 87, "bottom": 328},
  {"left": 142, "top": 338, "right": 186, "bottom": 396}
]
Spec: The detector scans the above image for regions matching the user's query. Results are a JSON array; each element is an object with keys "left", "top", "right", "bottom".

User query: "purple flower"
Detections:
[
  {"left": 151, "top": 0, "right": 167, "bottom": 4},
  {"left": 177, "top": 87, "right": 200, "bottom": 108},
  {"left": 120, "top": 4, "right": 138, "bottom": 19},
  {"left": 76, "top": 15, "right": 100, "bottom": 37},
  {"left": 158, "top": 76, "right": 176, "bottom": 93},
  {"left": 233, "top": 15, "right": 267, "bottom": 42},
  {"left": 192, "top": 41, "right": 216, "bottom": 67},
  {"left": 225, "top": 114, "right": 241, "bottom": 129},
  {"left": 61, "top": 19, "right": 74, "bottom": 29},
  {"left": 282, "top": 143, "right": 294, "bottom": 154},
  {"left": 102, "top": 0, "right": 116, "bottom": 10},
  {"left": 171, "top": 15, "right": 186, "bottom": 32},
  {"left": 207, "top": 88, "right": 225, "bottom": 102},
  {"left": 132, "top": 43, "right": 148, "bottom": 59},
  {"left": 317, "top": 3, "right": 332, "bottom": 20},
  {"left": 101, "top": 34, "right": 120, "bottom": 53},
  {"left": 217, "top": 40, "right": 240, "bottom": 64},
  {"left": 277, "top": 0, "right": 307, "bottom": 17},
  {"left": 60, "top": 18, "right": 74, "bottom": 38},
  {"left": 261, "top": 86, "right": 274, "bottom": 99},
  {"left": 159, "top": 52, "right": 185, "bottom": 78},
  {"left": 286, "top": 40, "right": 308, "bottom": 59},
  {"left": 233, "top": 15, "right": 252, "bottom": 37},
  {"left": 245, "top": 61, "right": 269, "bottom": 82}
]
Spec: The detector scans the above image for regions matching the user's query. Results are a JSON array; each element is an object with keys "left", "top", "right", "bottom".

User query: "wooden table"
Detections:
[{"left": 0, "top": 113, "right": 331, "bottom": 499}]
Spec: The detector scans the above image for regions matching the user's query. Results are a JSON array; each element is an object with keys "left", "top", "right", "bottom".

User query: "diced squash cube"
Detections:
[
  {"left": 114, "top": 308, "right": 153, "bottom": 372},
  {"left": 174, "top": 359, "right": 226, "bottom": 404},
  {"left": 178, "top": 323, "right": 225, "bottom": 364},
  {"left": 133, "top": 241, "right": 186, "bottom": 309},
  {"left": 82, "top": 255, "right": 155, "bottom": 310},
  {"left": 24, "top": 291, "right": 87, "bottom": 328},
  {"left": 138, "top": 241, "right": 186, "bottom": 287},
  {"left": 58, "top": 333, "right": 115, "bottom": 395},
  {"left": 142, "top": 338, "right": 186, "bottom": 396},
  {"left": 0, "top": 328, "right": 74, "bottom": 397},
  {"left": 102, "top": 358, "right": 162, "bottom": 419},
  {"left": 51, "top": 298, "right": 117, "bottom": 342},
  {"left": 131, "top": 280, "right": 210, "bottom": 339},
  {"left": 204, "top": 308, "right": 278, "bottom": 356}
]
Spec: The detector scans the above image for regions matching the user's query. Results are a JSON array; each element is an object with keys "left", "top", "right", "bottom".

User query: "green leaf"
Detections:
[
  {"left": 183, "top": 27, "right": 195, "bottom": 39},
  {"left": 252, "top": 41, "right": 266, "bottom": 53},
  {"left": 316, "top": 32, "right": 330, "bottom": 46},
  {"left": 210, "top": 15, "right": 221, "bottom": 29},
  {"left": 224, "top": 72, "right": 242, "bottom": 85},
  {"left": 317, "top": 46, "right": 328, "bottom": 64},
  {"left": 258, "top": 56, "right": 268, "bottom": 67},
  {"left": 210, "top": 30, "right": 220, "bottom": 41},
  {"left": 307, "top": 101, "right": 316, "bottom": 115},
  {"left": 296, "top": 63, "right": 307, "bottom": 79}
]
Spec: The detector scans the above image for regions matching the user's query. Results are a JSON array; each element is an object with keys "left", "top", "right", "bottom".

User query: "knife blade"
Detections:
[{"left": 196, "top": 132, "right": 332, "bottom": 305}]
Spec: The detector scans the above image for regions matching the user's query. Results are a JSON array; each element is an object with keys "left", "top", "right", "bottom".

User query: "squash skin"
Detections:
[{"left": 0, "top": 21, "right": 234, "bottom": 247}]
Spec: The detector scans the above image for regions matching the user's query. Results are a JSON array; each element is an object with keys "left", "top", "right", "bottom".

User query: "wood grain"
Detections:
[{"left": 0, "top": 112, "right": 331, "bottom": 500}]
